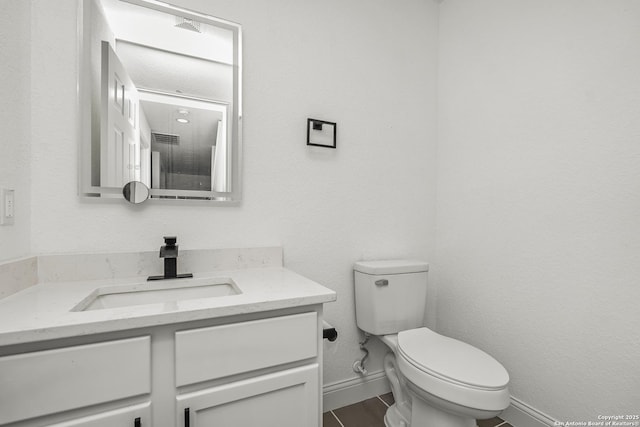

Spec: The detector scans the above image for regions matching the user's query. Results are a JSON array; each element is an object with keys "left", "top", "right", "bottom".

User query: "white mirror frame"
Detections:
[{"left": 77, "top": 0, "right": 242, "bottom": 204}]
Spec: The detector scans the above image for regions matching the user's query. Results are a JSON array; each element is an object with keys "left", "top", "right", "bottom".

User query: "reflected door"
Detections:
[{"left": 100, "top": 41, "right": 140, "bottom": 188}]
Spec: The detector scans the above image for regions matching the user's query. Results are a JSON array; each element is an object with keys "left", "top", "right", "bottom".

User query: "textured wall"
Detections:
[
  {"left": 0, "top": 1, "right": 31, "bottom": 262},
  {"left": 436, "top": 0, "right": 640, "bottom": 420},
  {"left": 28, "top": 0, "right": 439, "bottom": 385}
]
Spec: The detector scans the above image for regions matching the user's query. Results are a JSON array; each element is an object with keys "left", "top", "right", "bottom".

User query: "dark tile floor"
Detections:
[{"left": 323, "top": 393, "right": 513, "bottom": 427}]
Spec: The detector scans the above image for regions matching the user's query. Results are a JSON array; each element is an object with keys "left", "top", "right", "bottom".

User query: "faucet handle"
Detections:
[{"left": 163, "top": 236, "right": 177, "bottom": 246}]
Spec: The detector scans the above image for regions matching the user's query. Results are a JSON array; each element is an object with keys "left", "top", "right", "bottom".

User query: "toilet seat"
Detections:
[
  {"left": 398, "top": 328, "right": 509, "bottom": 390},
  {"left": 396, "top": 328, "right": 510, "bottom": 411}
]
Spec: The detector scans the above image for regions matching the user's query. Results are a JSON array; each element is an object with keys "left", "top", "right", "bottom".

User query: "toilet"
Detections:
[{"left": 354, "top": 260, "right": 510, "bottom": 427}]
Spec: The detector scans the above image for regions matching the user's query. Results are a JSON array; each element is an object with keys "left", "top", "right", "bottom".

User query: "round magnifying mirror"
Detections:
[{"left": 122, "top": 181, "right": 150, "bottom": 204}]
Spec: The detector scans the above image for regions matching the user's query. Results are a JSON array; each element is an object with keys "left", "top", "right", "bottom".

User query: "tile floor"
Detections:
[{"left": 323, "top": 393, "right": 513, "bottom": 427}]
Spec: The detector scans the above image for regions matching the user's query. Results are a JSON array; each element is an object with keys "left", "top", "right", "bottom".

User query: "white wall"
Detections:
[
  {"left": 28, "top": 0, "right": 439, "bottom": 385},
  {"left": 436, "top": 0, "right": 640, "bottom": 421},
  {"left": 0, "top": 0, "right": 31, "bottom": 262}
]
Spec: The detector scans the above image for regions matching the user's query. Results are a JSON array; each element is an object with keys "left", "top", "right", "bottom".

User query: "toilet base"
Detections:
[
  {"left": 385, "top": 397, "right": 480, "bottom": 427},
  {"left": 384, "top": 403, "right": 408, "bottom": 427},
  {"left": 383, "top": 351, "right": 411, "bottom": 427},
  {"left": 408, "top": 396, "right": 476, "bottom": 427},
  {"left": 382, "top": 353, "right": 479, "bottom": 427},
  {"left": 405, "top": 382, "right": 501, "bottom": 427}
]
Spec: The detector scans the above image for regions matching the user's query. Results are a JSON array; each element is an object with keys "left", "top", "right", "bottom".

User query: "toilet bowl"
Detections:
[{"left": 354, "top": 260, "right": 510, "bottom": 427}]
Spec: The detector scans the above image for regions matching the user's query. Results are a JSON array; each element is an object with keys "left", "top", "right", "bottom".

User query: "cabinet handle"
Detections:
[
  {"left": 134, "top": 417, "right": 141, "bottom": 427},
  {"left": 184, "top": 408, "right": 190, "bottom": 427}
]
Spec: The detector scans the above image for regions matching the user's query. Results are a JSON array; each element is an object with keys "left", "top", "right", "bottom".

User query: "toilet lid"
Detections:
[{"left": 397, "top": 328, "right": 509, "bottom": 390}]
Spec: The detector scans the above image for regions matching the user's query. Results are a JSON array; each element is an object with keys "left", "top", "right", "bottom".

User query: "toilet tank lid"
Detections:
[{"left": 354, "top": 259, "right": 429, "bottom": 275}]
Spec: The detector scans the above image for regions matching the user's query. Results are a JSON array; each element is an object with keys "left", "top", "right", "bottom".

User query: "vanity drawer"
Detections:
[
  {"left": 175, "top": 312, "right": 317, "bottom": 386},
  {"left": 0, "top": 336, "right": 151, "bottom": 425}
]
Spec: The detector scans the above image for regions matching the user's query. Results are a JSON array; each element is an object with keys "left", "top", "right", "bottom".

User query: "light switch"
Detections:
[{"left": 1, "top": 189, "right": 15, "bottom": 225}]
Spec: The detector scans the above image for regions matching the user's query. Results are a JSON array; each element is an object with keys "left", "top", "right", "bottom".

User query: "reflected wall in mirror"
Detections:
[{"left": 79, "top": 0, "right": 242, "bottom": 203}]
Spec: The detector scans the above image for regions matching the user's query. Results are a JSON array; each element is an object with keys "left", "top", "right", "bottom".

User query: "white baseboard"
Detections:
[
  {"left": 323, "top": 370, "right": 391, "bottom": 412},
  {"left": 501, "top": 396, "right": 558, "bottom": 427}
]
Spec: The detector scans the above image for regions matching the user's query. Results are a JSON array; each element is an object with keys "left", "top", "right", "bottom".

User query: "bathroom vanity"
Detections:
[{"left": 0, "top": 260, "right": 336, "bottom": 427}]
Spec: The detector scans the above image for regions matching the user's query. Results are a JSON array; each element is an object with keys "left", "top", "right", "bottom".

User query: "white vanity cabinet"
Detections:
[
  {"left": 174, "top": 312, "right": 320, "bottom": 427},
  {"left": 0, "top": 308, "right": 324, "bottom": 427}
]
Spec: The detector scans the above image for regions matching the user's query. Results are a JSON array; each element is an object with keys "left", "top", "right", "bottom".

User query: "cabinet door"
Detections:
[
  {"left": 47, "top": 402, "right": 151, "bottom": 427},
  {"left": 177, "top": 364, "right": 319, "bottom": 427},
  {"left": 0, "top": 336, "right": 151, "bottom": 425}
]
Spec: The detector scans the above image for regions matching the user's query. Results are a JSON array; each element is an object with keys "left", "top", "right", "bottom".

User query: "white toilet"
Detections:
[{"left": 354, "top": 260, "right": 510, "bottom": 427}]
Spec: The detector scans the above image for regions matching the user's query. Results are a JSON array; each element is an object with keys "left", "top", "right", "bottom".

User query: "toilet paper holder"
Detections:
[{"left": 323, "top": 320, "right": 337, "bottom": 342}]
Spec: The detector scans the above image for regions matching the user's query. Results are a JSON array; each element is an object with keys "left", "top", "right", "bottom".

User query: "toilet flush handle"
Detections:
[{"left": 375, "top": 279, "right": 389, "bottom": 287}]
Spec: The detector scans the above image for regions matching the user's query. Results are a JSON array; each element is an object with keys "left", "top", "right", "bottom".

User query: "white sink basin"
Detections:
[{"left": 71, "top": 278, "right": 241, "bottom": 311}]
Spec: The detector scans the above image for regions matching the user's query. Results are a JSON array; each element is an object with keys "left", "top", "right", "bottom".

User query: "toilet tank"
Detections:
[{"left": 354, "top": 260, "right": 429, "bottom": 335}]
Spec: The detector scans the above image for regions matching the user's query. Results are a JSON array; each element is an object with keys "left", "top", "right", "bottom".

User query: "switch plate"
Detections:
[{"left": 1, "top": 189, "right": 15, "bottom": 225}]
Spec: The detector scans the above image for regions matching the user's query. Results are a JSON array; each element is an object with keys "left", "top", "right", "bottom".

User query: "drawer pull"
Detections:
[
  {"left": 134, "top": 418, "right": 141, "bottom": 427},
  {"left": 184, "top": 408, "right": 190, "bottom": 427}
]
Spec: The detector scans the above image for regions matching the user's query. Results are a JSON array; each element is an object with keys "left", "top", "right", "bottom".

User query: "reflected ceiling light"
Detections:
[
  {"left": 177, "top": 109, "right": 189, "bottom": 115},
  {"left": 175, "top": 16, "right": 201, "bottom": 33},
  {"left": 176, "top": 118, "right": 190, "bottom": 124}
]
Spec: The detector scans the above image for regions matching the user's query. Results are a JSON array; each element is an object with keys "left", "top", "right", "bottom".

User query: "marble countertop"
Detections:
[{"left": 0, "top": 267, "right": 337, "bottom": 346}]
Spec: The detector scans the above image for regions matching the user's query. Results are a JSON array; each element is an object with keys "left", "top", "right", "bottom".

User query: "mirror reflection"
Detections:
[
  {"left": 80, "top": 0, "right": 242, "bottom": 202},
  {"left": 122, "top": 181, "right": 150, "bottom": 204}
]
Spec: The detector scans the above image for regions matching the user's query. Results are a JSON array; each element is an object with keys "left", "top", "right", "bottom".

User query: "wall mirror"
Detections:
[{"left": 78, "top": 0, "right": 242, "bottom": 203}]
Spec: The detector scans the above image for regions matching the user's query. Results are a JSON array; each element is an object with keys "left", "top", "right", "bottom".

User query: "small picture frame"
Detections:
[{"left": 307, "top": 118, "right": 337, "bottom": 149}]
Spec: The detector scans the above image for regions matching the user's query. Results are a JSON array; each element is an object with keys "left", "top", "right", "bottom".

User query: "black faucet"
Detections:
[{"left": 148, "top": 236, "right": 193, "bottom": 281}]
